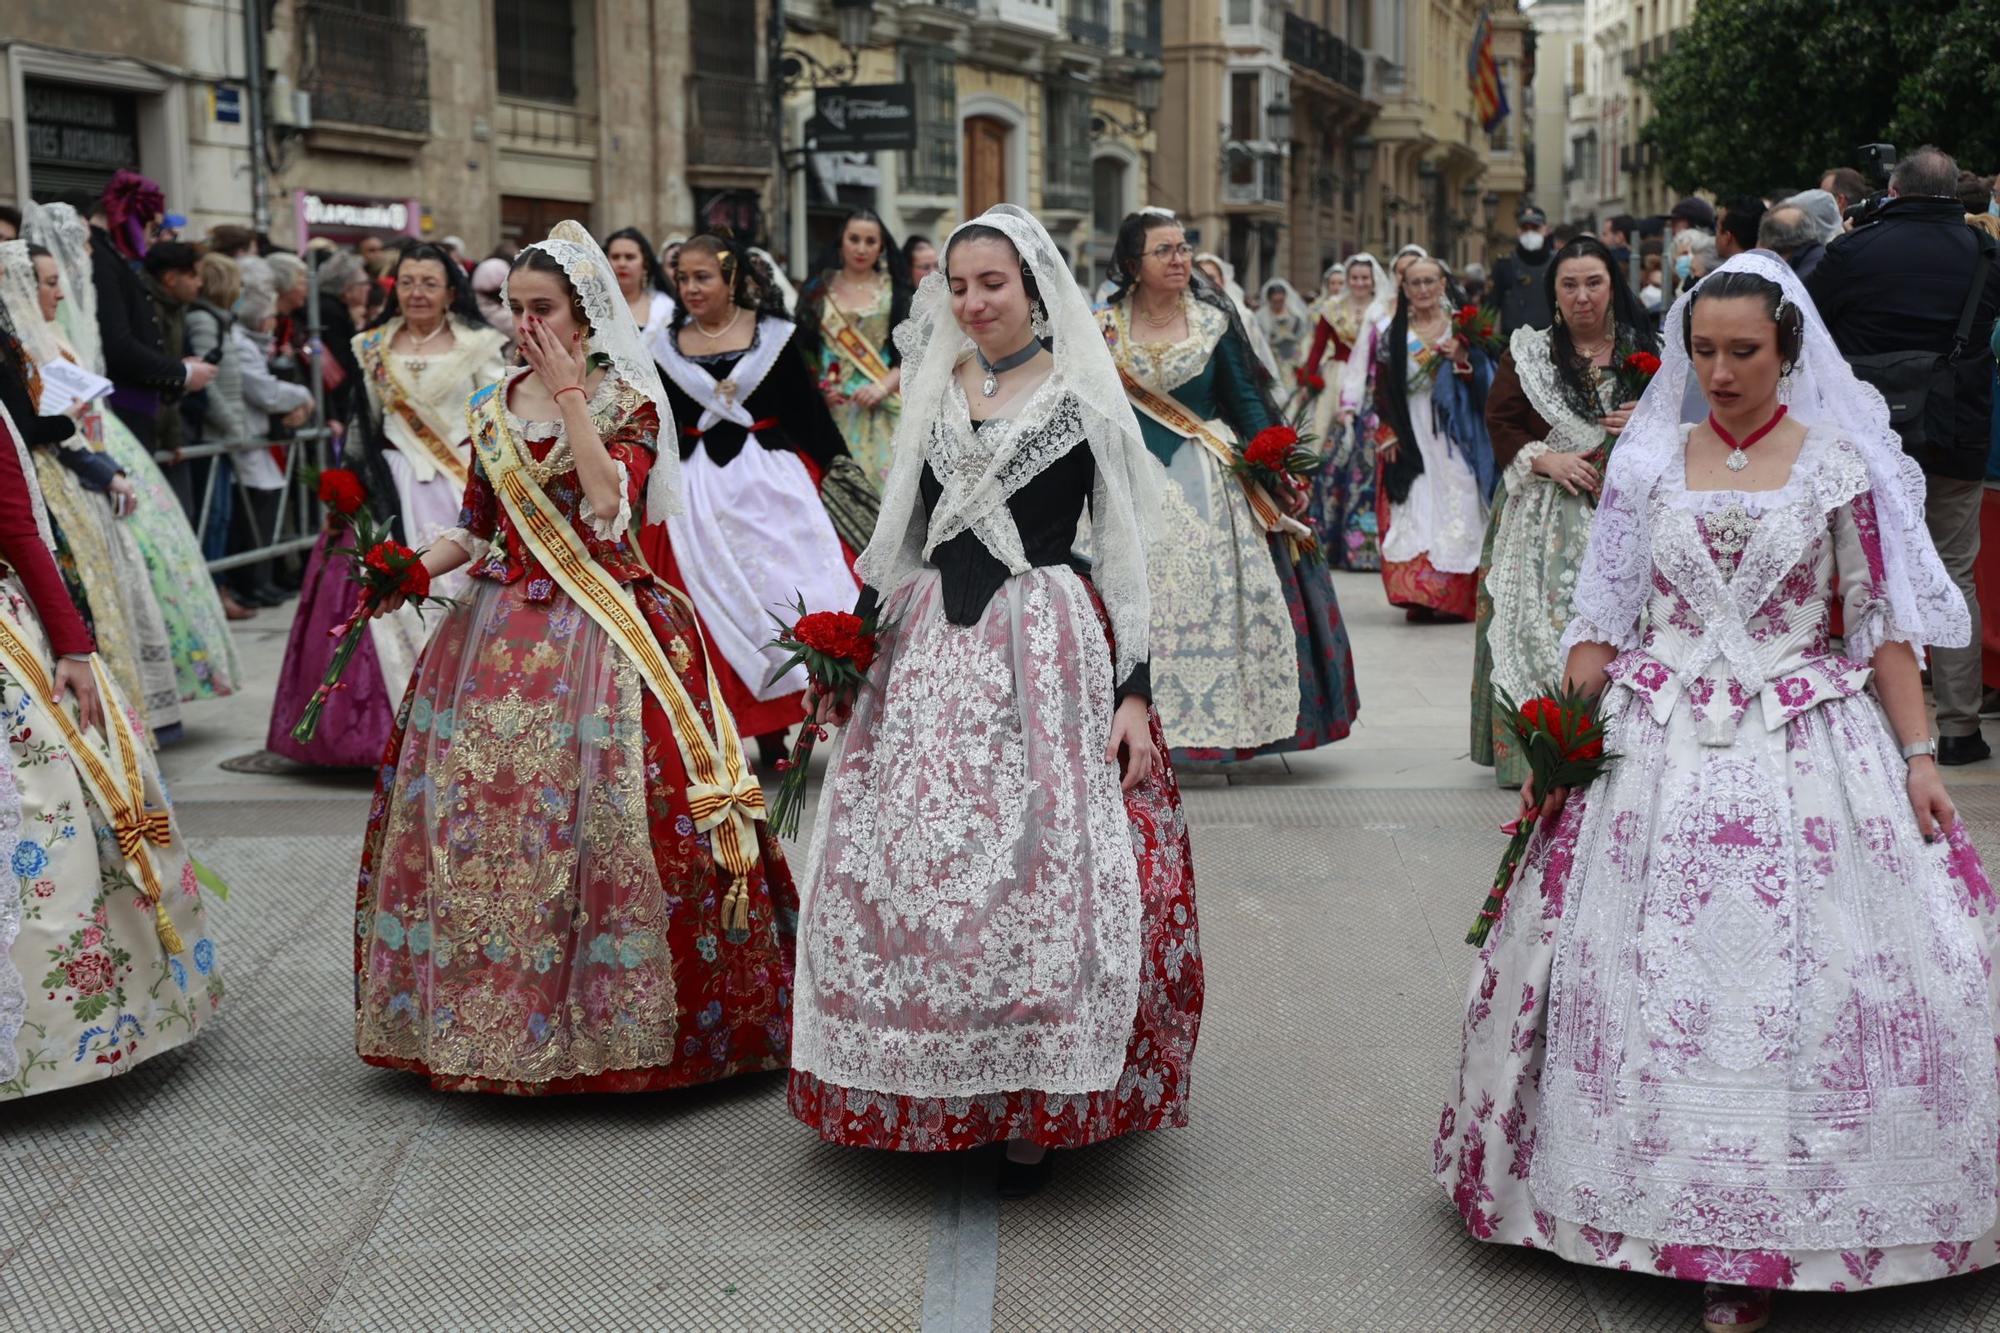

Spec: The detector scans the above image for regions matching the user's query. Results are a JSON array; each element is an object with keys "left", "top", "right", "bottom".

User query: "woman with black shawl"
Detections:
[
  {"left": 1343, "top": 254, "right": 1497, "bottom": 621},
  {"left": 1470, "top": 235, "right": 1654, "bottom": 784}
]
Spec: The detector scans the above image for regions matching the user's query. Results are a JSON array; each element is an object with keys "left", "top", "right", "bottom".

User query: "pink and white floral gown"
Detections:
[{"left": 1439, "top": 425, "right": 2000, "bottom": 1292}]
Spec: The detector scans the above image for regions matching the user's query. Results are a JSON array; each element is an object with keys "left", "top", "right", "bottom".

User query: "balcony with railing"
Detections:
[
  {"left": 689, "top": 75, "right": 773, "bottom": 172},
  {"left": 1121, "top": 0, "right": 1161, "bottom": 57},
  {"left": 1282, "top": 12, "right": 1369, "bottom": 96},
  {"left": 298, "top": 1, "right": 430, "bottom": 139},
  {"left": 1066, "top": 0, "right": 1110, "bottom": 46},
  {"left": 1223, "top": 150, "right": 1285, "bottom": 207}
]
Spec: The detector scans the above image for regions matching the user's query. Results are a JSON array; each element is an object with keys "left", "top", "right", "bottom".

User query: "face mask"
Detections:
[
  {"left": 1990, "top": 201, "right": 2000, "bottom": 217},
  {"left": 1674, "top": 255, "right": 1694, "bottom": 280},
  {"left": 1518, "top": 231, "right": 1546, "bottom": 253}
]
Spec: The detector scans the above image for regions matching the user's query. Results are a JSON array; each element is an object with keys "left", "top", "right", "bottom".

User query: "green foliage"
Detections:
[{"left": 1642, "top": 0, "right": 2000, "bottom": 199}]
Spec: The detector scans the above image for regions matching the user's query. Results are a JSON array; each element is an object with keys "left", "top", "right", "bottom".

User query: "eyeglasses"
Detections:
[{"left": 1147, "top": 243, "right": 1194, "bottom": 262}]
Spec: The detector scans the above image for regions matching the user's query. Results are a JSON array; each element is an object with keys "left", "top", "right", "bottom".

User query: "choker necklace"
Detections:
[
  {"left": 975, "top": 337, "right": 1042, "bottom": 398},
  {"left": 1709, "top": 403, "right": 1788, "bottom": 472}
]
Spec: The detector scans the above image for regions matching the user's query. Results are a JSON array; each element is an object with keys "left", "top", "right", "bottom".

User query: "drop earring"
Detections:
[{"left": 1031, "top": 299, "right": 1051, "bottom": 339}]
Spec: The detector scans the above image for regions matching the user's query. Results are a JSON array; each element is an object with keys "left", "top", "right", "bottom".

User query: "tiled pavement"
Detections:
[{"left": 7, "top": 573, "right": 2000, "bottom": 1331}]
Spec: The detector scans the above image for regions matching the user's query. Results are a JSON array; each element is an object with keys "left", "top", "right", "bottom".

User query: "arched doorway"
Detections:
[{"left": 963, "top": 115, "right": 1010, "bottom": 218}]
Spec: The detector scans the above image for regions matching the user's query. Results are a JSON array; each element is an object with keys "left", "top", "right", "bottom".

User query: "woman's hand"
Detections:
[
  {"left": 518, "top": 314, "right": 588, "bottom": 396},
  {"left": 107, "top": 473, "right": 139, "bottom": 518},
  {"left": 53, "top": 657, "right": 103, "bottom": 734},
  {"left": 852, "top": 383, "right": 888, "bottom": 409},
  {"left": 1598, "top": 399, "right": 1640, "bottom": 435},
  {"left": 63, "top": 402, "right": 90, "bottom": 422},
  {"left": 1907, "top": 756, "right": 1957, "bottom": 842},
  {"left": 807, "top": 685, "right": 854, "bottom": 729},
  {"left": 1107, "top": 696, "right": 1157, "bottom": 792},
  {"left": 1520, "top": 779, "right": 1568, "bottom": 824},
  {"left": 821, "top": 383, "right": 850, "bottom": 409},
  {"left": 1275, "top": 474, "right": 1311, "bottom": 517},
  {"left": 282, "top": 403, "right": 313, "bottom": 430},
  {"left": 1533, "top": 451, "right": 1601, "bottom": 497},
  {"left": 1379, "top": 437, "right": 1400, "bottom": 464}
]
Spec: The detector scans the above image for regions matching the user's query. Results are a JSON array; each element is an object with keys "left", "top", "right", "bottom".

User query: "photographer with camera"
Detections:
[{"left": 1809, "top": 144, "right": 2000, "bottom": 764}]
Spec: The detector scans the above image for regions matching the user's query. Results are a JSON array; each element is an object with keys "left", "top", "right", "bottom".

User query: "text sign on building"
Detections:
[
  {"left": 301, "top": 192, "right": 411, "bottom": 232},
  {"left": 810, "top": 84, "right": 918, "bottom": 153},
  {"left": 24, "top": 82, "right": 138, "bottom": 172}
]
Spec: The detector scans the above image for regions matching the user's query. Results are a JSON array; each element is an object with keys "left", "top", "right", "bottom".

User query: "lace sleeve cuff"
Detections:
[
  {"left": 1558, "top": 615, "right": 1627, "bottom": 658},
  {"left": 436, "top": 527, "right": 490, "bottom": 563},
  {"left": 1841, "top": 598, "right": 1924, "bottom": 668},
  {"left": 1502, "top": 441, "right": 1551, "bottom": 495},
  {"left": 579, "top": 462, "right": 633, "bottom": 539}
]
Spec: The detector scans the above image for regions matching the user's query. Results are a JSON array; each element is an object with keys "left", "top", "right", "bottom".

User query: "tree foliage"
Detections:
[{"left": 1642, "top": 0, "right": 2000, "bottom": 199}]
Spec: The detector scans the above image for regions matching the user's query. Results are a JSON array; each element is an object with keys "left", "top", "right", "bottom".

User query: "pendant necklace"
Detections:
[
  {"left": 975, "top": 337, "right": 1042, "bottom": 398},
  {"left": 1709, "top": 403, "right": 1788, "bottom": 472},
  {"left": 402, "top": 319, "right": 446, "bottom": 378}
]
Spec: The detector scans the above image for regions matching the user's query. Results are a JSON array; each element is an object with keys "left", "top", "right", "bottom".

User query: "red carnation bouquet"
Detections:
[
  {"left": 306, "top": 465, "right": 369, "bottom": 530},
  {"left": 1465, "top": 682, "right": 1617, "bottom": 946},
  {"left": 762, "top": 594, "right": 894, "bottom": 839},
  {"left": 1582, "top": 348, "right": 1663, "bottom": 493},
  {"left": 1451, "top": 303, "right": 1505, "bottom": 360},
  {"left": 1293, "top": 365, "right": 1326, "bottom": 395},
  {"left": 289, "top": 506, "right": 457, "bottom": 744}
]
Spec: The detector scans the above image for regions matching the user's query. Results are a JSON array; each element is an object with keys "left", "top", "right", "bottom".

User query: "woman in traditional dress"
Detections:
[
  {"left": 797, "top": 210, "right": 911, "bottom": 487},
  {"left": 353, "top": 221, "right": 796, "bottom": 1096},
  {"left": 606, "top": 226, "right": 675, "bottom": 367},
  {"left": 1256, "top": 279, "right": 1309, "bottom": 399},
  {"left": 265, "top": 244, "right": 505, "bottom": 766},
  {"left": 1309, "top": 262, "right": 1344, "bottom": 323},
  {"left": 647, "top": 232, "right": 861, "bottom": 767},
  {"left": 0, "top": 405, "right": 220, "bottom": 1099},
  {"left": 1304, "top": 253, "right": 1389, "bottom": 570},
  {"left": 1471, "top": 237, "right": 1651, "bottom": 786},
  {"left": 18, "top": 204, "right": 240, "bottom": 702},
  {"left": 788, "top": 204, "right": 1200, "bottom": 1197},
  {"left": 1100, "top": 211, "right": 1357, "bottom": 762},
  {"left": 0, "top": 242, "right": 182, "bottom": 744},
  {"left": 1438, "top": 254, "right": 2000, "bottom": 1332},
  {"left": 1345, "top": 255, "right": 1496, "bottom": 621}
]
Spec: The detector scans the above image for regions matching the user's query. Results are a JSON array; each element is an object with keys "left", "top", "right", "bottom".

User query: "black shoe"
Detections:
[
  {"left": 1982, "top": 688, "right": 2000, "bottom": 718},
  {"left": 1939, "top": 734, "right": 1991, "bottom": 766},
  {"left": 996, "top": 1151, "right": 1053, "bottom": 1200}
]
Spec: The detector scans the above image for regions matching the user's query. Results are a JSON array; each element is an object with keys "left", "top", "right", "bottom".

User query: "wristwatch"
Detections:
[{"left": 1902, "top": 738, "right": 1938, "bottom": 763}]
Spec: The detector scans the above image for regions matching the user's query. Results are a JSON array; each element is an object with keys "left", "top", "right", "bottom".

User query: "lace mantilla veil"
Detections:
[
  {"left": 505, "top": 220, "right": 681, "bottom": 522},
  {"left": 1562, "top": 249, "right": 1968, "bottom": 658},
  {"left": 21, "top": 204, "right": 102, "bottom": 377},
  {"left": 858, "top": 203, "right": 1161, "bottom": 681}
]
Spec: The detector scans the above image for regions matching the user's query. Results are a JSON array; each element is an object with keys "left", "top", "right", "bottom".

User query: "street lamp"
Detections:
[
  {"left": 1349, "top": 134, "right": 1376, "bottom": 180},
  {"left": 1481, "top": 190, "right": 1501, "bottom": 229},
  {"left": 1264, "top": 89, "right": 1292, "bottom": 145},
  {"left": 1132, "top": 59, "right": 1164, "bottom": 119},
  {"left": 1460, "top": 180, "right": 1481, "bottom": 217},
  {"left": 832, "top": 0, "right": 876, "bottom": 52},
  {"left": 779, "top": 0, "right": 876, "bottom": 91}
]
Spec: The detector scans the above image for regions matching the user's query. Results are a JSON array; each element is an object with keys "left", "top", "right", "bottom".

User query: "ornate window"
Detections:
[{"left": 902, "top": 45, "right": 959, "bottom": 197}]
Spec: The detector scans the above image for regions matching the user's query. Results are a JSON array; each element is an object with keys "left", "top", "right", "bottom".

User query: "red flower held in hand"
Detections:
[
  {"left": 794, "top": 610, "right": 866, "bottom": 659},
  {"left": 1246, "top": 425, "right": 1300, "bottom": 471},
  {"left": 317, "top": 468, "right": 366, "bottom": 515},
  {"left": 1455, "top": 304, "right": 1482, "bottom": 326},
  {"left": 398, "top": 561, "right": 431, "bottom": 598},
  {"left": 1625, "top": 351, "right": 1662, "bottom": 378},
  {"left": 364, "top": 540, "right": 415, "bottom": 575},
  {"left": 1517, "top": 696, "right": 1563, "bottom": 735}
]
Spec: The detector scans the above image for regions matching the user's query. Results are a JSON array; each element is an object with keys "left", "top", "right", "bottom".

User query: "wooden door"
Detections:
[
  {"left": 500, "top": 195, "right": 593, "bottom": 251},
  {"left": 963, "top": 116, "right": 1009, "bottom": 217}
]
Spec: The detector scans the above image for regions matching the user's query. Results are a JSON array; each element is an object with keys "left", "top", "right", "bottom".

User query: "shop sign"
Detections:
[
  {"left": 810, "top": 84, "right": 918, "bottom": 153},
  {"left": 24, "top": 82, "right": 138, "bottom": 171},
  {"left": 297, "top": 191, "right": 420, "bottom": 235}
]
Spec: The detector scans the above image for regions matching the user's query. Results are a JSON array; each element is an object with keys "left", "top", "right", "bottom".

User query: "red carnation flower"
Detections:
[
  {"left": 318, "top": 468, "right": 366, "bottom": 516},
  {"left": 1245, "top": 425, "right": 1300, "bottom": 471},
  {"left": 364, "top": 540, "right": 414, "bottom": 575},
  {"left": 1625, "top": 351, "right": 1662, "bottom": 377},
  {"left": 398, "top": 561, "right": 431, "bottom": 598},
  {"left": 1455, "top": 304, "right": 1482, "bottom": 325}
]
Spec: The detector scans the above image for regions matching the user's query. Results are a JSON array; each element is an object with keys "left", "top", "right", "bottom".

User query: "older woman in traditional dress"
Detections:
[
  {"left": 1344, "top": 255, "right": 1496, "bottom": 621},
  {"left": 0, "top": 405, "right": 219, "bottom": 1099},
  {"left": 0, "top": 241, "right": 181, "bottom": 743},
  {"left": 353, "top": 222, "right": 796, "bottom": 1095},
  {"left": 789, "top": 205, "right": 1199, "bottom": 1198},
  {"left": 23, "top": 203, "right": 240, "bottom": 702},
  {"left": 1439, "top": 254, "right": 2000, "bottom": 1333},
  {"left": 266, "top": 243, "right": 506, "bottom": 766},
  {"left": 1472, "top": 236, "right": 1650, "bottom": 786},
  {"left": 1101, "top": 211, "right": 1357, "bottom": 761}
]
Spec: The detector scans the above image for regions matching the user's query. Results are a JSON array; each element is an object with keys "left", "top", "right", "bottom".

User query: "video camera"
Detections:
[{"left": 1843, "top": 142, "right": 1897, "bottom": 227}]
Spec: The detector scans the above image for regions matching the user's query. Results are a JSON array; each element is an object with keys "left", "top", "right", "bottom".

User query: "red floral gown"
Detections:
[{"left": 353, "top": 372, "right": 798, "bottom": 1095}]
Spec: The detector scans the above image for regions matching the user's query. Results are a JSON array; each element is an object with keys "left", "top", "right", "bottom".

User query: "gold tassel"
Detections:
[
  {"left": 154, "top": 898, "right": 185, "bottom": 957},
  {"left": 723, "top": 877, "right": 751, "bottom": 934}
]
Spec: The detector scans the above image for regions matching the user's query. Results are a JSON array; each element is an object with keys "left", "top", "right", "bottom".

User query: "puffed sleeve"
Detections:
[
  {"left": 0, "top": 420, "right": 93, "bottom": 657},
  {"left": 579, "top": 400, "right": 659, "bottom": 540},
  {"left": 1832, "top": 487, "right": 1919, "bottom": 665},
  {"left": 436, "top": 415, "right": 500, "bottom": 562}
]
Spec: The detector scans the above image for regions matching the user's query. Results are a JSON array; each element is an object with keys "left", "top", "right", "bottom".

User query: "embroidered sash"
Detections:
[
  {"left": 655, "top": 317, "right": 794, "bottom": 435},
  {"left": 357, "top": 323, "right": 472, "bottom": 488},
  {"left": 470, "top": 393, "right": 768, "bottom": 930},
  {"left": 0, "top": 617, "right": 182, "bottom": 955},
  {"left": 819, "top": 296, "right": 893, "bottom": 387},
  {"left": 1117, "top": 366, "right": 1311, "bottom": 544}
]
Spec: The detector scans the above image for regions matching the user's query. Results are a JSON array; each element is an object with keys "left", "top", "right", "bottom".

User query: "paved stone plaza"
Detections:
[{"left": 8, "top": 574, "right": 2000, "bottom": 1331}]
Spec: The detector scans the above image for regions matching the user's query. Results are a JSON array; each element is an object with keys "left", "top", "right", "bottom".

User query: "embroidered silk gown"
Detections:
[
  {"left": 802, "top": 280, "right": 902, "bottom": 488},
  {"left": 0, "top": 419, "right": 219, "bottom": 1099},
  {"left": 1440, "top": 426, "right": 2000, "bottom": 1291},
  {"left": 1307, "top": 300, "right": 1382, "bottom": 571},
  {"left": 789, "top": 396, "right": 1202, "bottom": 1150},
  {"left": 1100, "top": 296, "right": 1358, "bottom": 762},
  {"left": 650, "top": 319, "right": 860, "bottom": 739},
  {"left": 267, "top": 318, "right": 506, "bottom": 766},
  {"left": 353, "top": 371, "right": 798, "bottom": 1095}
]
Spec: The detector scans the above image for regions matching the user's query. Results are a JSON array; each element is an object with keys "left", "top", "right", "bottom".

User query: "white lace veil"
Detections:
[
  {"left": 1196, "top": 251, "right": 1282, "bottom": 381},
  {"left": 506, "top": 220, "right": 681, "bottom": 521},
  {"left": 858, "top": 203, "right": 1160, "bottom": 680},
  {"left": 1565, "top": 249, "right": 1969, "bottom": 657},
  {"left": 1341, "top": 252, "right": 1393, "bottom": 324},
  {"left": 21, "top": 204, "right": 102, "bottom": 375},
  {"left": 0, "top": 241, "right": 61, "bottom": 371}
]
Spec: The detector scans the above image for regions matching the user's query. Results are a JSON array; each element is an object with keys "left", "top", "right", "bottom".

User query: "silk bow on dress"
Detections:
[{"left": 688, "top": 773, "right": 769, "bottom": 932}]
